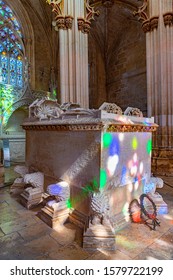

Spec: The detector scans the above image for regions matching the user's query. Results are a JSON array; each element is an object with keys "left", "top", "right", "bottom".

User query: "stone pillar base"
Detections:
[
  {"left": 20, "top": 187, "right": 43, "bottom": 209},
  {"left": 83, "top": 223, "right": 116, "bottom": 251},
  {"left": 152, "top": 148, "right": 173, "bottom": 175},
  {"left": 68, "top": 209, "right": 89, "bottom": 230},
  {"left": 38, "top": 201, "right": 69, "bottom": 229}
]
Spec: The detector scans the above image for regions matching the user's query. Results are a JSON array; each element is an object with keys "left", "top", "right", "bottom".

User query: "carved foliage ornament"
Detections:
[
  {"left": 163, "top": 12, "right": 173, "bottom": 26},
  {"left": 46, "top": 0, "right": 74, "bottom": 30},
  {"left": 133, "top": 0, "right": 159, "bottom": 33},
  {"left": 77, "top": 0, "right": 99, "bottom": 34}
]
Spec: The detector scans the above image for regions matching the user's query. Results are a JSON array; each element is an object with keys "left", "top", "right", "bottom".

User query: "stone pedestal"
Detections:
[
  {"left": 38, "top": 201, "right": 69, "bottom": 229},
  {"left": 83, "top": 223, "right": 116, "bottom": 251},
  {"left": 20, "top": 187, "right": 43, "bottom": 209}
]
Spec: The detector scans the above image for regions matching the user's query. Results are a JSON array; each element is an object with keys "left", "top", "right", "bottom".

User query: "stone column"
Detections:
[
  {"left": 47, "top": 0, "right": 98, "bottom": 108},
  {"left": 134, "top": 0, "right": 173, "bottom": 174}
]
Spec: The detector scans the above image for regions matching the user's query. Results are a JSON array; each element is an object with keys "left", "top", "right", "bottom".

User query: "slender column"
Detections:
[
  {"left": 47, "top": 0, "right": 96, "bottom": 108},
  {"left": 135, "top": 0, "right": 173, "bottom": 174}
]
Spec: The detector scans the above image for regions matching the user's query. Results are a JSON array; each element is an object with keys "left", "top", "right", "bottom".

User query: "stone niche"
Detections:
[{"left": 22, "top": 108, "right": 157, "bottom": 250}]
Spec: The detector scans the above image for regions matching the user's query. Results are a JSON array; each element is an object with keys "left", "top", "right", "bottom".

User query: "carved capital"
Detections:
[
  {"left": 163, "top": 12, "right": 173, "bottom": 26},
  {"left": 65, "top": 15, "right": 74, "bottom": 29},
  {"left": 56, "top": 15, "right": 66, "bottom": 30},
  {"left": 150, "top": 16, "right": 159, "bottom": 30},
  {"left": 77, "top": 17, "right": 85, "bottom": 31},
  {"left": 77, "top": 18, "right": 91, "bottom": 34},
  {"left": 83, "top": 20, "right": 91, "bottom": 34}
]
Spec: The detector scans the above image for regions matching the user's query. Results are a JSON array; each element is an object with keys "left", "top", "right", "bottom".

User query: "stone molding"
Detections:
[
  {"left": 163, "top": 12, "right": 173, "bottom": 26},
  {"left": 22, "top": 123, "right": 157, "bottom": 132},
  {"left": 22, "top": 124, "right": 103, "bottom": 131},
  {"left": 107, "top": 124, "right": 157, "bottom": 133}
]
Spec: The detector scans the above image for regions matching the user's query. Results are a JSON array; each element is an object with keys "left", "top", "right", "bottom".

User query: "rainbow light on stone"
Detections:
[
  {"left": 132, "top": 136, "right": 138, "bottom": 150},
  {"left": 100, "top": 169, "right": 107, "bottom": 189},
  {"left": 103, "top": 133, "right": 112, "bottom": 148},
  {"left": 146, "top": 139, "right": 152, "bottom": 154}
]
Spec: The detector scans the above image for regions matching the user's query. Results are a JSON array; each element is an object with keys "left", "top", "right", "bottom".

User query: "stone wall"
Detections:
[{"left": 107, "top": 20, "right": 147, "bottom": 115}]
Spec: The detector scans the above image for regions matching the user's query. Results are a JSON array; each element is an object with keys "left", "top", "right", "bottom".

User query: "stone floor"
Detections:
[{"left": 0, "top": 167, "right": 173, "bottom": 260}]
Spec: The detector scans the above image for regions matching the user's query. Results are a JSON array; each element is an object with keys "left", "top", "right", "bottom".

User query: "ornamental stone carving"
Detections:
[
  {"left": 56, "top": 15, "right": 66, "bottom": 29},
  {"left": 29, "top": 98, "right": 63, "bottom": 121},
  {"left": 90, "top": 191, "right": 110, "bottom": 226},
  {"left": 150, "top": 16, "right": 159, "bottom": 30},
  {"left": 124, "top": 107, "right": 143, "bottom": 117},
  {"left": 65, "top": 15, "right": 74, "bottom": 29},
  {"left": 99, "top": 102, "right": 123, "bottom": 115},
  {"left": 163, "top": 12, "right": 173, "bottom": 26},
  {"left": 77, "top": 0, "right": 99, "bottom": 34},
  {"left": 133, "top": 0, "right": 159, "bottom": 33}
]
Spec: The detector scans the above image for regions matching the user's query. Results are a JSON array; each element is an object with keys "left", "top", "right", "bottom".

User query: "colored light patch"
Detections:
[
  {"left": 121, "top": 166, "right": 127, "bottom": 185},
  {"left": 66, "top": 198, "right": 72, "bottom": 209},
  {"left": 133, "top": 153, "right": 137, "bottom": 163},
  {"left": 118, "top": 133, "right": 124, "bottom": 142},
  {"left": 146, "top": 139, "right": 152, "bottom": 154},
  {"left": 107, "top": 155, "right": 119, "bottom": 177},
  {"left": 100, "top": 169, "right": 107, "bottom": 189},
  {"left": 132, "top": 136, "right": 138, "bottom": 150},
  {"left": 47, "top": 184, "right": 61, "bottom": 195},
  {"left": 103, "top": 133, "right": 112, "bottom": 148},
  {"left": 122, "top": 202, "right": 130, "bottom": 221},
  {"left": 139, "top": 162, "right": 143, "bottom": 174},
  {"left": 109, "top": 136, "right": 120, "bottom": 156}
]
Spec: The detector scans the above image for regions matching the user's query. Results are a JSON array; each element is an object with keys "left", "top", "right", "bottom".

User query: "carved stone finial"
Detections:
[{"left": 163, "top": 12, "right": 173, "bottom": 26}]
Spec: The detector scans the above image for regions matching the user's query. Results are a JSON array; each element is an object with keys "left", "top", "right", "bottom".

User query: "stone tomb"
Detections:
[{"left": 22, "top": 108, "right": 157, "bottom": 251}]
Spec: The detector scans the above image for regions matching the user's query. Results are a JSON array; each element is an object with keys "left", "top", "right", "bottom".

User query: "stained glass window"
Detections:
[{"left": 0, "top": 0, "right": 24, "bottom": 88}]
